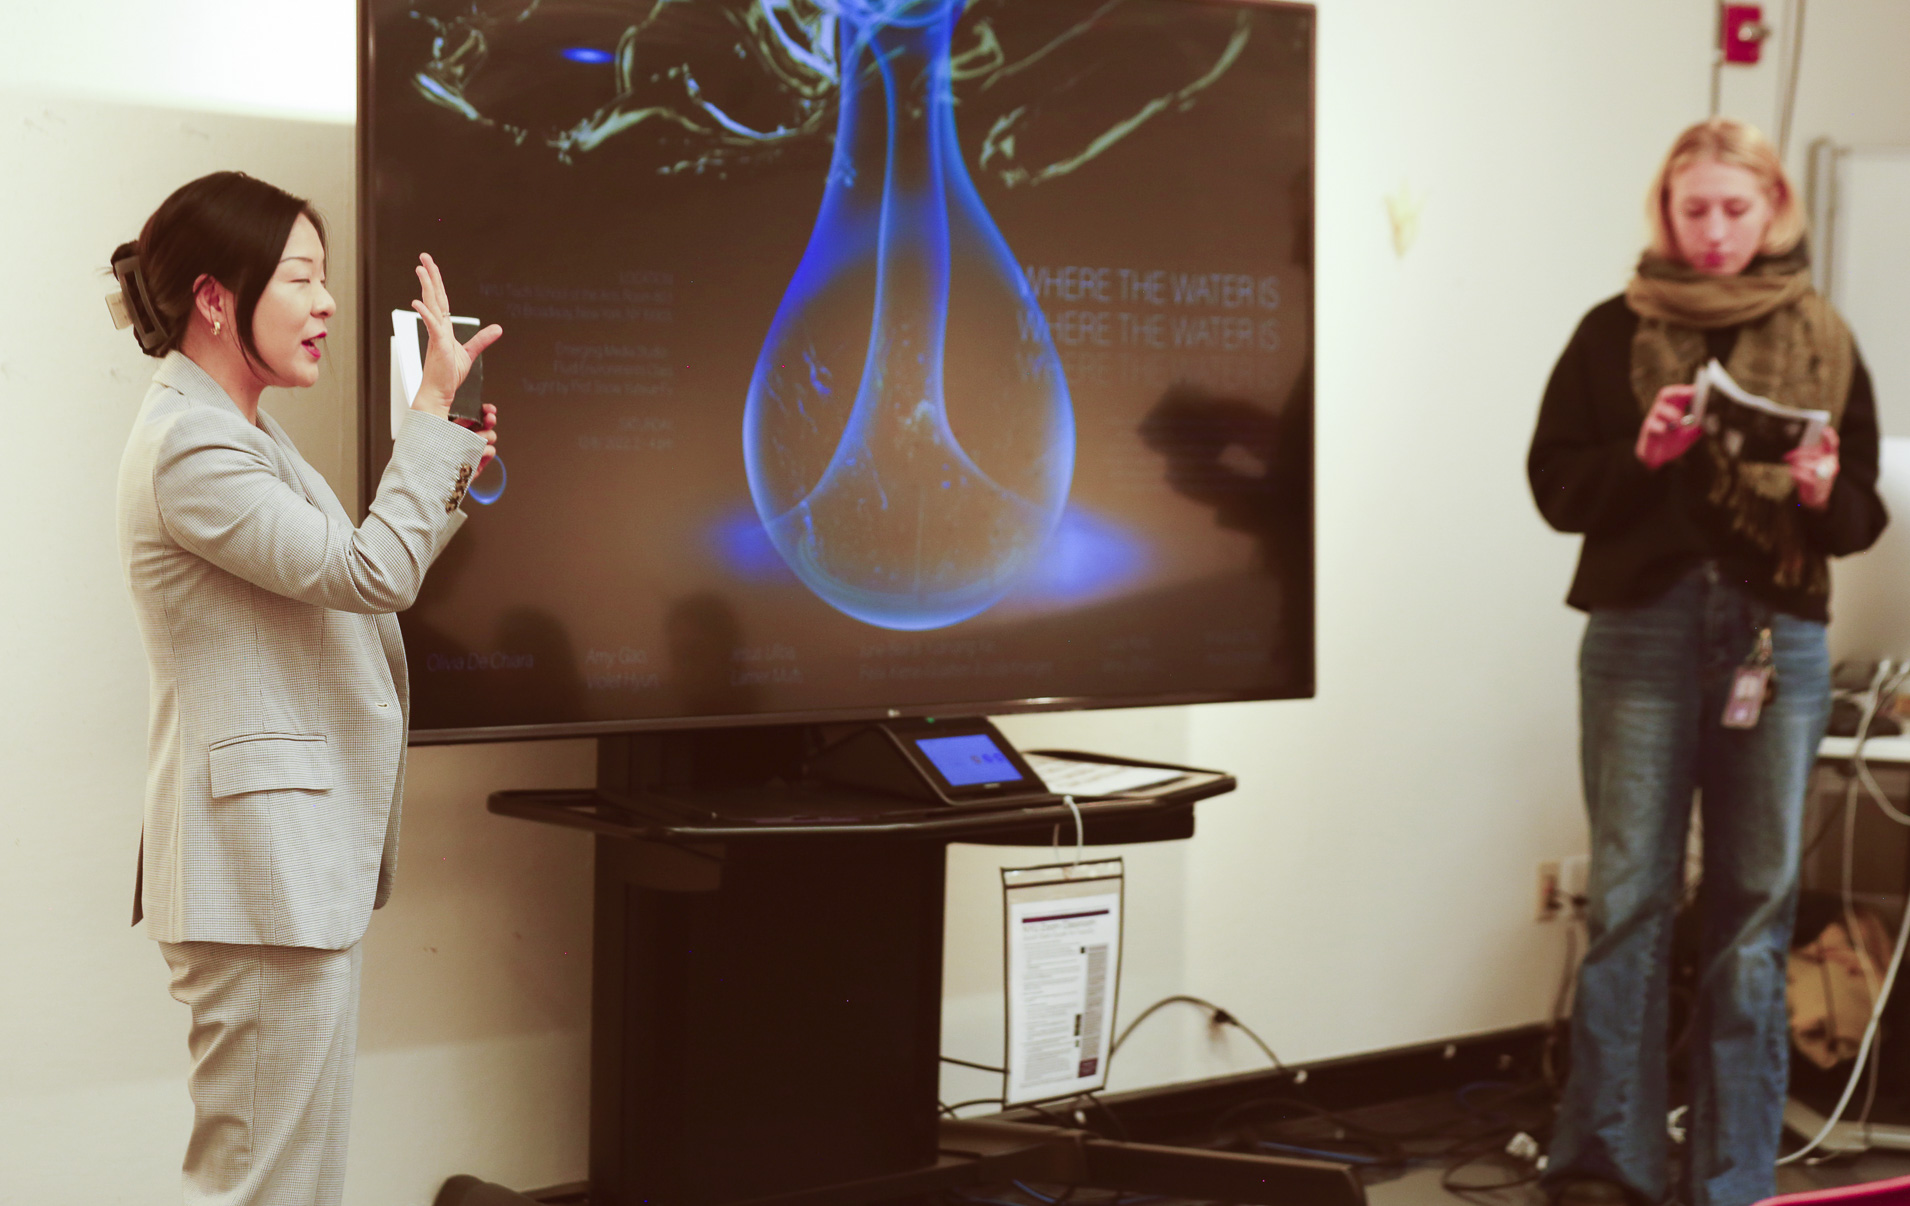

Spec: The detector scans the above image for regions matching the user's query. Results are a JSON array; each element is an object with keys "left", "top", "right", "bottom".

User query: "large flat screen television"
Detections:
[{"left": 360, "top": 0, "right": 1315, "bottom": 743}]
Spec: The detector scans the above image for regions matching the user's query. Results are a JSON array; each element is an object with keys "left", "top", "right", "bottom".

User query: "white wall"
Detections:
[
  {"left": 4, "top": 1, "right": 1908, "bottom": 1201},
  {"left": 0, "top": 89, "right": 601, "bottom": 1204},
  {"left": 1715, "top": 0, "right": 1910, "bottom": 171},
  {"left": 1182, "top": 0, "right": 1709, "bottom": 1071},
  {"left": 1167, "top": 0, "right": 1910, "bottom": 1080},
  {"left": 1, "top": 1, "right": 357, "bottom": 121}
]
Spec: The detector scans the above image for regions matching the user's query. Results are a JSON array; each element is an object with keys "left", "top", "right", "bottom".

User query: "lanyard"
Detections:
[{"left": 1722, "top": 623, "right": 1777, "bottom": 730}]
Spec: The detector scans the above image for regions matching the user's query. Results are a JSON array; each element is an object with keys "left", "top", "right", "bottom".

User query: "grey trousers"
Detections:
[{"left": 159, "top": 940, "right": 364, "bottom": 1206}]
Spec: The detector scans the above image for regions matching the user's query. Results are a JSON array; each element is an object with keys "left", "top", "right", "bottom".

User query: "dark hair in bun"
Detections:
[{"left": 111, "top": 172, "right": 326, "bottom": 365}]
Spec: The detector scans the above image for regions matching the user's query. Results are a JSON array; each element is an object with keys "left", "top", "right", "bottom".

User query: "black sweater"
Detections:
[{"left": 1528, "top": 294, "right": 1888, "bottom": 622}]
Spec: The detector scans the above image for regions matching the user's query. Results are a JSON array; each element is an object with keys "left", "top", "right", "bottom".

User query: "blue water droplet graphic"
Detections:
[{"left": 744, "top": 0, "right": 1074, "bottom": 631}]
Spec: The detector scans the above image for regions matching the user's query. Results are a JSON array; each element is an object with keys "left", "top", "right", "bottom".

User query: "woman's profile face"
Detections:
[
  {"left": 1666, "top": 159, "right": 1776, "bottom": 277},
  {"left": 249, "top": 214, "right": 335, "bottom": 389}
]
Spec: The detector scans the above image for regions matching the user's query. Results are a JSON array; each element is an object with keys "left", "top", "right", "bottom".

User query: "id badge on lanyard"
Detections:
[{"left": 1722, "top": 625, "right": 1778, "bottom": 730}]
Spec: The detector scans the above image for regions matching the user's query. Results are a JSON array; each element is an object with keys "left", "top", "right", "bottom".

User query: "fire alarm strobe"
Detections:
[{"left": 1721, "top": 4, "right": 1770, "bottom": 65}]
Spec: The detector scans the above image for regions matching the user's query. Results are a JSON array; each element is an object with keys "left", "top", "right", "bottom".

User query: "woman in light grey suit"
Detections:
[{"left": 113, "top": 171, "right": 500, "bottom": 1205}]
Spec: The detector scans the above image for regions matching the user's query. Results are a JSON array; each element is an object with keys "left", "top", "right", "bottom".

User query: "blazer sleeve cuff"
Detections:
[
  {"left": 392, "top": 409, "right": 489, "bottom": 521},
  {"left": 395, "top": 407, "right": 488, "bottom": 464}
]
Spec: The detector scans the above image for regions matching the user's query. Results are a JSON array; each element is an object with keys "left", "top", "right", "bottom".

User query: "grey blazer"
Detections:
[{"left": 118, "top": 352, "right": 487, "bottom": 949}]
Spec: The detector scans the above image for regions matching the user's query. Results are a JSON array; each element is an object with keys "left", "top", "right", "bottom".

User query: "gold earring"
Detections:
[{"left": 213, "top": 318, "right": 223, "bottom": 337}]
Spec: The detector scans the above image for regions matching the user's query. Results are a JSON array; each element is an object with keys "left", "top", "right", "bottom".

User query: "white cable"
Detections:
[
  {"left": 1852, "top": 662, "right": 1910, "bottom": 827},
  {"left": 1062, "top": 795, "right": 1085, "bottom": 869},
  {"left": 1776, "top": 888, "right": 1910, "bottom": 1163},
  {"left": 1842, "top": 771, "right": 1880, "bottom": 1003},
  {"left": 1779, "top": 661, "right": 1910, "bottom": 1164}
]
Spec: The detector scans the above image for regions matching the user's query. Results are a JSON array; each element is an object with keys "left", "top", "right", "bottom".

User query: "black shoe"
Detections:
[
  {"left": 1555, "top": 1178, "right": 1632, "bottom": 1206},
  {"left": 434, "top": 1176, "right": 541, "bottom": 1206}
]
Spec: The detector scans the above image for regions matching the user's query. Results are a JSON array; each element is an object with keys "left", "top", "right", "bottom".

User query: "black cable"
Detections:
[
  {"left": 996, "top": 1057, "right": 1553, "bottom": 1194},
  {"left": 1218, "top": 1014, "right": 1284, "bottom": 1071},
  {"left": 1543, "top": 916, "right": 1581, "bottom": 1091},
  {"left": 1210, "top": 1093, "right": 1465, "bottom": 1147},
  {"left": 1217, "top": 1101, "right": 1418, "bottom": 1169},
  {"left": 1018, "top": 1093, "right": 1131, "bottom": 1144},
  {"left": 1022, "top": 1100, "right": 1081, "bottom": 1130},
  {"left": 1440, "top": 1149, "right": 1545, "bottom": 1199},
  {"left": 1245, "top": 1121, "right": 1401, "bottom": 1165},
  {"left": 1108, "top": 996, "right": 1203, "bottom": 1059},
  {"left": 944, "top": 1096, "right": 1007, "bottom": 1117},
  {"left": 1078, "top": 1090, "right": 1131, "bottom": 1142},
  {"left": 1423, "top": 1099, "right": 1549, "bottom": 1200},
  {"left": 1219, "top": 1079, "right": 1555, "bottom": 1184},
  {"left": 943, "top": 1055, "right": 1008, "bottom": 1074},
  {"left": 1108, "top": 994, "right": 1284, "bottom": 1070},
  {"left": 961, "top": 1061, "right": 1556, "bottom": 1202}
]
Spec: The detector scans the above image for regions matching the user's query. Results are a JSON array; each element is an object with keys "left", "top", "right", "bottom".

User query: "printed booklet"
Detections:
[{"left": 1688, "top": 359, "right": 1828, "bottom": 463}]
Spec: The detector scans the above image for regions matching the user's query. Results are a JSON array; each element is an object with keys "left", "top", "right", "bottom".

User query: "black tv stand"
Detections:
[{"left": 466, "top": 725, "right": 1358, "bottom": 1206}]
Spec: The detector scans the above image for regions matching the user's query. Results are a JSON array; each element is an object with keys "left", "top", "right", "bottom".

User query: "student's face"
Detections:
[
  {"left": 1666, "top": 159, "right": 1777, "bottom": 277},
  {"left": 250, "top": 215, "right": 335, "bottom": 389}
]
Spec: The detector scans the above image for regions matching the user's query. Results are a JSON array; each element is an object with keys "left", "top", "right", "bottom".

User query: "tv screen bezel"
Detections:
[{"left": 356, "top": 0, "right": 1318, "bottom": 746}]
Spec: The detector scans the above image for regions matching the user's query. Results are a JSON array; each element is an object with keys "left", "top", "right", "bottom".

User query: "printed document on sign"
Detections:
[{"left": 1002, "top": 860, "right": 1124, "bottom": 1105}]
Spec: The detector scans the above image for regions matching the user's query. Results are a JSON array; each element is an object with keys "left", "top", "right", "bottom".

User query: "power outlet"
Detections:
[
  {"left": 1537, "top": 860, "right": 1563, "bottom": 922},
  {"left": 1560, "top": 854, "right": 1590, "bottom": 915}
]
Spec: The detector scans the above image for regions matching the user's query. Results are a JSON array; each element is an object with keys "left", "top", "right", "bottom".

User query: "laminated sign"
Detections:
[{"left": 1002, "top": 860, "right": 1125, "bottom": 1105}]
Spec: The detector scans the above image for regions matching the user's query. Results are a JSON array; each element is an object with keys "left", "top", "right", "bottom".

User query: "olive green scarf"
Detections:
[{"left": 1626, "top": 247, "right": 1855, "bottom": 594}]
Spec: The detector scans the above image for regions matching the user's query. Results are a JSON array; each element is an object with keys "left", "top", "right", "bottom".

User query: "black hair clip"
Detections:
[{"left": 108, "top": 248, "right": 167, "bottom": 354}]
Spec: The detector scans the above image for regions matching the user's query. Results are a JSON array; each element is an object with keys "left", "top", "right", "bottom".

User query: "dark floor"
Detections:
[
  {"left": 508, "top": 1066, "right": 1910, "bottom": 1206},
  {"left": 1368, "top": 1144, "right": 1910, "bottom": 1206},
  {"left": 944, "top": 1083, "right": 1910, "bottom": 1206}
]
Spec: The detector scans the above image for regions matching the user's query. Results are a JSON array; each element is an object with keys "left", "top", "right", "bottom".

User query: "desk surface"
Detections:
[
  {"left": 1821, "top": 735, "right": 1910, "bottom": 763},
  {"left": 489, "top": 748, "right": 1233, "bottom": 844}
]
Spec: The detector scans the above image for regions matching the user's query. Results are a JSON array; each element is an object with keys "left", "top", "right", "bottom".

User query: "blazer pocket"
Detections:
[{"left": 208, "top": 732, "right": 333, "bottom": 799}]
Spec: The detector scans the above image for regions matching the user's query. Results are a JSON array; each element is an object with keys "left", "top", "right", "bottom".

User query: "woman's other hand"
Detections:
[
  {"left": 473, "top": 404, "right": 500, "bottom": 472},
  {"left": 1635, "top": 385, "right": 1702, "bottom": 469},
  {"left": 1786, "top": 426, "right": 1839, "bottom": 510},
  {"left": 410, "top": 252, "right": 502, "bottom": 418}
]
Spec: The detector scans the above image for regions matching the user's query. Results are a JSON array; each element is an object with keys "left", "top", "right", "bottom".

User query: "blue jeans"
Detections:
[{"left": 1545, "top": 563, "right": 1830, "bottom": 1206}]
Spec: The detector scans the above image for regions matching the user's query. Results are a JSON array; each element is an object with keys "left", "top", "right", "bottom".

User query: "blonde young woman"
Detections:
[{"left": 1529, "top": 119, "right": 1888, "bottom": 1206}]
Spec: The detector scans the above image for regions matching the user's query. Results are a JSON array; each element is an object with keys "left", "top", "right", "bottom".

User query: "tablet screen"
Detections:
[{"left": 913, "top": 734, "right": 1027, "bottom": 788}]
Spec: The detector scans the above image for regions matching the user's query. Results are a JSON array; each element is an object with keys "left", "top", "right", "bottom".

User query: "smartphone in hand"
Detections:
[
  {"left": 412, "top": 316, "right": 486, "bottom": 428},
  {"left": 390, "top": 309, "right": 492, "bottom": 434}
]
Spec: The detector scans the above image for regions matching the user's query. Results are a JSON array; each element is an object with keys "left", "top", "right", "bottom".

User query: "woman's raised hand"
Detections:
[
  {"left": 410, "top": 253, "right": 503, "bottom": 418},
  {"left": 1635, "top": 385, "right": 1702, "bottom": 470}
]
